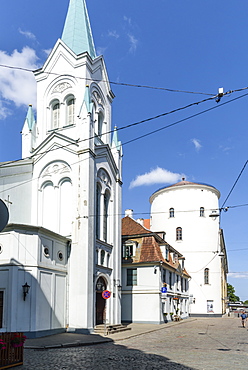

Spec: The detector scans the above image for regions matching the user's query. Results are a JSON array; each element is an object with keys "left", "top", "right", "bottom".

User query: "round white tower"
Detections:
[{"left": 150, "top": 179, "right": 226, "bottom": 316}]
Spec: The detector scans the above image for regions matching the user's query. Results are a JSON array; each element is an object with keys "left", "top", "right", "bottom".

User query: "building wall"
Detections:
[
  {"left": 150, "top": 183, "right": 225, "bottom": 316},
  {"left": 0, "top": 227, "right": 69, "bottom": 337},
  {"left": 121, "top": 265, "right": 189, "bottom": 323}
]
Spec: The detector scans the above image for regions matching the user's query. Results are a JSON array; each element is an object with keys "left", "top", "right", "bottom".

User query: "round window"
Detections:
[
  {"left": 58, "top": 251, "right": 64, "bottom": 261},
  {"left": 44, "top": 247, "right": 50, "bottom": 257}
]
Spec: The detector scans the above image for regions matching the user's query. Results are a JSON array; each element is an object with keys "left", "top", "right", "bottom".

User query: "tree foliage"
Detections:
[{"left": 227, "top": 283, "right": 240, "bottom": 302}]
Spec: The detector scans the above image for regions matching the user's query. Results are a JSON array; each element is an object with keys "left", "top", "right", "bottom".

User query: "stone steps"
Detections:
[{"left": 94, "top": 324, "right": 131, "bottom": 335}]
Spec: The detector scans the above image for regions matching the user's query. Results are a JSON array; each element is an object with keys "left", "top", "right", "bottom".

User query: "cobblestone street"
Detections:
[{"left": 20, "top": 317, "right": 248, "bottom": 369}]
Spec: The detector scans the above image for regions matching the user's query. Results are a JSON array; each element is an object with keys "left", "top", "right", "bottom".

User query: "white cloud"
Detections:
[
  {"left": 191, "top": 138, "right": 202, "bottom": 151},
  {"left": 128, "top": 34, "right": 138, "bottom": 53},
  {"left": 43, "top": 48, "right": 52, "bottom": 56},
  {"left": 228, "top": 272, "right": 248, "bottom": 279},
  {"left": 108, "top": 30, "right": 119, "bottom": 39},
  {"left": 124, "top": 16, "right": 132, "bottom": 25},
  {"left": 129, "top": 167, "right": 185, "bottom": 189},
  {"left": 0, "top": 47, "right": 39, "bottom": 117},
  {"left": 18, "top": 28, "right": 36, "bottom": 41},
  {"left": 0, "top": 100, "right": 10, "bottom": 120}
]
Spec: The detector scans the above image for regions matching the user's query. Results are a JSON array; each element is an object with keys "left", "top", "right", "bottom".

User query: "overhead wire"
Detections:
[
  {"left": 0, "top": 90, "right": 248, "bottom": 200},
  {"left": 0, "top": 63, "right": 214, "bottom": 96},
  {"left": 221, "top": 160, "right": 248, "bottom": 208},
  {"left": 1, "top": 88, "right": 248, "bottom": 170}
]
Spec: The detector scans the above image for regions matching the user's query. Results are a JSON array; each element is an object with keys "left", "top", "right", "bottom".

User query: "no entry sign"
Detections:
[{"left": 102, "top": 290, "right": 111, "bottom": 299}]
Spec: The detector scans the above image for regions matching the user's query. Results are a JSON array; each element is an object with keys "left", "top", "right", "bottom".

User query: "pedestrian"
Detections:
[{"left": 240, "top": 311, "right": 247, "bottom": 328}]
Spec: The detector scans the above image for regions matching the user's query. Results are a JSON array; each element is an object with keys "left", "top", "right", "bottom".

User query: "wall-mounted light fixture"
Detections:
[
  {"left": 22, "top": 282, "right": 30, "bottom": 301},
  {"left": 114, "top": 279, "right": 122, "bottom": 290}
]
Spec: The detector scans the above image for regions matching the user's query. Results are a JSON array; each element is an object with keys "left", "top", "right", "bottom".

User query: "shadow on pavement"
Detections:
[{"left": 21, "top": 340, "right": 196, "bottom": 369}]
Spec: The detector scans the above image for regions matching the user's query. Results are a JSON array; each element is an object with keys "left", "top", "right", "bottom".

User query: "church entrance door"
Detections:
[{"left": 96, "top": 277, "right": 106, "bottom": 325}]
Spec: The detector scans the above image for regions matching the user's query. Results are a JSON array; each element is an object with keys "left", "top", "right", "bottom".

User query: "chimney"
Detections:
[
  {"left": 125, "top": 209, "right": 133, "bottom": 218},
  {"left": 136, "top": 218, "right": 144, "bottom": 226}
]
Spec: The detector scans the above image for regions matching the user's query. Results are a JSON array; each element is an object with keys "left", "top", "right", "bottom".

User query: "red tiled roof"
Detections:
[
  {"left": 139, "top": 236, "right": 164, "bottom": 262},
  {"left": 122, "top": 216, "right": 151, "bottom": 236}
]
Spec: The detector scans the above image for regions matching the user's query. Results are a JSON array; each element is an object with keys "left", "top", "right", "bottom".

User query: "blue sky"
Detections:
[{"left": 0, "top": 0, "right": 248, "bottom": 301}]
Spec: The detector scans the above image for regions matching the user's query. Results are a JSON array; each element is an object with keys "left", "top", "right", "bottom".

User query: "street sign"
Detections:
[
  {"left": 161, "top": 287, "right": 167, "bottom": 293},
  {"left": 102, "top": 290, "right": 111, "bottom": 299}
]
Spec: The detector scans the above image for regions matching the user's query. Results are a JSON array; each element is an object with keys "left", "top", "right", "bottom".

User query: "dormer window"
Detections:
[{"left": 124, "top": 245, "right": 133, "bottom": 258}]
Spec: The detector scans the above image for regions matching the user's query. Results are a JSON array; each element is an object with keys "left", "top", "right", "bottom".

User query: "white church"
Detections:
[{"left": 0, "top": 0, "right": 123, "bottom": 337}]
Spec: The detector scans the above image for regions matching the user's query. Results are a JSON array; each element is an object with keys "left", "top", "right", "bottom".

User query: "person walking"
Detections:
[{"left": 240, "top": 311, "right": 247, "bottom": 328}]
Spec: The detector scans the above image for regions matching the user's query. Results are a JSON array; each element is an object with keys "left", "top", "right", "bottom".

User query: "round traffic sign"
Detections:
[
  {"left": 161, "top": 287, "right": 167, "bottom": 293},
  {"left": 102, "top": 290, "right": 111, "bottom": 299}
]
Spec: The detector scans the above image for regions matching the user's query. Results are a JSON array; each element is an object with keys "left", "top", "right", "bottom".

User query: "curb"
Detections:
[
  {"left": 112, "top": 318, "right": 197, "bottom": 342},
  {"left": 25, "top": 338, "right": 112, "bottom": 350}
]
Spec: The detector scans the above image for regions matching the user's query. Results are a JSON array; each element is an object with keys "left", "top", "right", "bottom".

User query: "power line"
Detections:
[
  {"left": 221, "top": 160, "right": 248, "bottom": 208},
  {"left": 1, "top": 89, "right": 248, "bottom": 171},
  {"left": 0, "top": 63, "right": 214, "bottom": 96},
  {"left": 121, "top": 92, "right": 248, "bottom": 147}
]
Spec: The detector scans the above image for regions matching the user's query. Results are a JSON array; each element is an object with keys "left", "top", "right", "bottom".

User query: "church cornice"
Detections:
[
  {"left": 31, "top": 131, "right": 79, "bottom": 164},
  {"left": 95, "top": 144, "right": 118, "bottom": 176}
]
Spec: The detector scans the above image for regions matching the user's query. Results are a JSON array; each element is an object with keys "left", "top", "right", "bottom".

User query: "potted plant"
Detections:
[
  {"left": 170, "top": 312, "right": 174, "bottom": 321},
  {"left": 163, "top": 312, "right": 168, "bottom": 323},
  {"left": 10, "top": 334, "right": 27, "bottom": 348},
  {"left": 0, "top": 339, "right": 6, "bottom": 350}
]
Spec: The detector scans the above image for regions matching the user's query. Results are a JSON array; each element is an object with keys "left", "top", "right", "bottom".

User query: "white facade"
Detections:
[
  {"left": 150, "top": 181, "right": 228, "bottom": 316},
  {"left": 121, "top": 216, "right": 190, "bottom": 324},
  {"left": 122, "top": 264, "right": 189, "bottom": 324},
  {"left": 0, "top": 0, "right": 122, "bottom": 337}
]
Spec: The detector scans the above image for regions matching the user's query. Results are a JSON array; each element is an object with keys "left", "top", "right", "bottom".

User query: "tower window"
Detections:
[
  {"left": 204, "top": 268, "right": 209, "bottom": 284},
  {"left": 52, "top": 101, "right": 60, "bottom": 129},
  {"left": 176, "top": 227, "right": 182, "bottom": 241},
  {"left": 96, "top": 184, "right": 101, "bottom": 239},
  {"left": 66, "top": 98, "right": 75, "bottom": 126},
  {"left": 97, "top": 112, "right": 104, "bottom": 137},
  {"left": 103, "top": 191, "right": 110, "bottom": 243},
  {"left": 200, "top": 207, "right": 205, "bottom": 217},
  {"left": 101, "top": 250, "right": 105, "bottom": 265},
  {"left": 169, "top": 208, "right": 174, "bottom": 218}
]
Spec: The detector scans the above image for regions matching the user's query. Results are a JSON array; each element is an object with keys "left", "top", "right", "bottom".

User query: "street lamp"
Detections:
[{"left": 22, "top": 282, "right": 30, "bottom": 301}]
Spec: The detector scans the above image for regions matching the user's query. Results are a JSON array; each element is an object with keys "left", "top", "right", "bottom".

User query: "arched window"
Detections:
[
  {"left": 176, "top": 227, "right": 182, "bottom": 241},
  {"left": 169, "top": 208, "right": 174, "bottom": 218},
  {"left": 51, "top": 101, "right": 60, "bottom": 129},
  {"left": 97, "top": 112, "right": 104, "bottom": 137},
  {"left": 103, "top": 191, "right": 110, "bottom": 242},
  {"left": 107, "top": 253, "right": 110, "bottom": 267},
  {"left": 204, "top": 268, "right": 209, "bottom": 284},
  {"left": 59, "top": 178, "right": 72, "bottom": 236},
  {"left": 100, "top": 250, "right": 105, "bottom": 265},
  {"left": 42, "top": 181, "right": 57, "bottom": 231},
  {"left": 96, "top": 184, "right": 101, "bottom": 239},
  {"left": 66, "top": 97, "right": 75, "bottom": 126},
  {"left": 200, "top": 207, "right": 205, "bottom": 217}
]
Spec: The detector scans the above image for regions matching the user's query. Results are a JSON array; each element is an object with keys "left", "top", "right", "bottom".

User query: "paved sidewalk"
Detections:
[{"left": 25, "top": 319, "right": 196, "bottom": 349}]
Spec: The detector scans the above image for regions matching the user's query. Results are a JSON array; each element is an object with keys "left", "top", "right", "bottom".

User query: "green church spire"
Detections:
[{"left": 61, "top": 0, "right": 96, "bottom": 58}]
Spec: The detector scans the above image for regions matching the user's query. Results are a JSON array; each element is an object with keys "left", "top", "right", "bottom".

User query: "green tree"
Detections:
[{"left": 227, "top": 283, "right": 240, "bottom": 302}]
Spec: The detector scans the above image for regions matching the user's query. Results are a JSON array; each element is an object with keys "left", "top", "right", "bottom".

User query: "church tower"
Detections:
[{"left": 0, "top": 0, "right": 123, "bottom": 334}]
